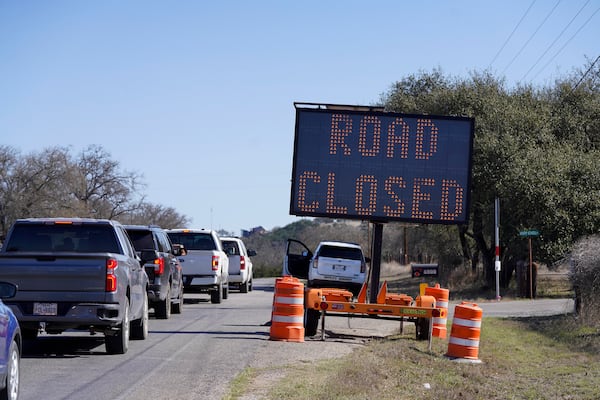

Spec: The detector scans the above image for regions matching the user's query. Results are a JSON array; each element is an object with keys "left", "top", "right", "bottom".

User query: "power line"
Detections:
[
  {"left": 489, "top": 0, "right": 537, "bottom": 68},
  {"left": 531, "top": 5, "right": 600, "bottom": 81},
  {"left": 520, "top": 0, "right": 591, "bottom": 82},
  {"left": 572, "top": 54, "right": 600, "bottom": 91},
  {"left": 501, "top": 0, "right": 562, "bottom": 76}
]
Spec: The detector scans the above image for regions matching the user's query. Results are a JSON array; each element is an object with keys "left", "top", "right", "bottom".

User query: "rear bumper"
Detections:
[
  {"left": 7, "top": 301, "right": 123, "bottom": 330},
  {"left": 183, "top": 274, "right": 221, "bottom": 290}
]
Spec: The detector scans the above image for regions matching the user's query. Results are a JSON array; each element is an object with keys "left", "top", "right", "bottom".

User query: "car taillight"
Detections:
[
  {"left": 154, "top": 257, "right": 165, "bottom": 275},
  {"left": 106, "top": 258, "right": 118, "bottom": 292},
  {"left": 212, "top": 255, "right": 219, "bottom": 271},
  {"left": 361, "top": 261, "right": 366, "bottom": 273},
  {"left": 240, "top": 256, "right": 246, "bottom": 270},
  {"left": 313, "top": 257, "right": 318, "bottom": 268}
]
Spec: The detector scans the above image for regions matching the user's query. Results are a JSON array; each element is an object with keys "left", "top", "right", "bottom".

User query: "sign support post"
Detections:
[{"left": 369, "top": 222, "right": 384, "bottom": 304}]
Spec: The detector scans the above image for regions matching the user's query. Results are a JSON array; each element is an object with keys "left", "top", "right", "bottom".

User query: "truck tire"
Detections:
[
  {"left": 415, "top": 317, "right": 430, "bottom": 341},
  {"left": 304, "top": 308, "right": 320, "bottom": 337},
  {"left": 211, "top": 283, "right": 223, "bottom": 304},
  {"left": 22, "top": 328, "right": 38, "bottom": 341},
  {"left": 106, "top": 298, "right": 130, "bottom": 354},
  {"left": 171, "top": 285, "right": 184, "bottom": 314},
  {"left": 240, "top": 279, "right": 249, "bottom": 293},
  {"left": 0, "top": 339, "right": 20, "bottom": 400},
  {"left": 222, "top": 284, "right": 229, "bottom": 300},
  {"left": 248, "top": 276, "right": 253, "bottom": 292},
  {"left": 155, "top": 285, "right": 171, "bottom": 319},
  {"left": 131, "top": 292, "right": 149, "bottom": 340}
]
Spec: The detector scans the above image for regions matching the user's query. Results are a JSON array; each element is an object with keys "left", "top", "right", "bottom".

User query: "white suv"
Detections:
[{"left": 284, "top": 239, "right": 369, "bottom": 295}]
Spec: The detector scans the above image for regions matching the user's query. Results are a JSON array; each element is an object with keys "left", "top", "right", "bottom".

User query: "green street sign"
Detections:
[{"left": 519, "top": 230, "right": 540, "bottom": 237}]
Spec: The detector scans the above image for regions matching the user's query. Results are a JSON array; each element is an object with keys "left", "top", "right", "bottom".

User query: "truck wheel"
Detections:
[
  {"left": 155, "top": 285, "right": 171, "bottom": 319},
  {"left": 211, "top": 284, "right": 223, "bottom": 304},
  {"left": 304, "top": 308, "right": 320, "bottom": 337},
  {"left": 415, "top": 317, "right": 430, "bottom": 341},
  {"left": 171, "top": 285, "right": 183, "bottom": 314},
  {"left": 0, "top": 339, "right": 20, "bottom": 400},
  {"left": 106, "top": 298, "right": 130, "bottom": 354},
  {"left": 22, "top": 328, "right": 38, "bottom": 341},
  {"left": 248, "top": 277, "right": 253, "bottom": 292},
  {"left": 222, "top": 284, "right": 229, "bottom": 300},
  {"left": 131, "top": 292, "right": 149, "bottom": 340},
  {"left": 240, "top": 279, "right": 249, "bottom": 293}
]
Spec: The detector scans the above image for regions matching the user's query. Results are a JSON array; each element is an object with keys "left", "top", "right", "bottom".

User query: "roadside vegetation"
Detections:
[{"left": 235, "top": 315, "right": 599, "bottom": 400}]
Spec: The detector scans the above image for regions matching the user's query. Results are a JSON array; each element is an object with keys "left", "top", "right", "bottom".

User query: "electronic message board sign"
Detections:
[{"left": 289, "top": 106, "right": 474, "bottom": 224}]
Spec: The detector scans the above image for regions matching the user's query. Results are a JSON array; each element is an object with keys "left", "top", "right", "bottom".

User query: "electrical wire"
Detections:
[
  {"left": 489, "top": 0, "right": 537, "bottom": 68},
  {"left": 501, "top": 0, "right": 562, "bottom": 76},
  {"left": 520, "top": 0, "right": 591, "bottom": 82},
  {"left": 531, "top": 5, "right": 600, "bottom": 81}
]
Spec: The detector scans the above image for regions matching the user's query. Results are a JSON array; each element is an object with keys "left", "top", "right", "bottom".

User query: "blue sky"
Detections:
[{"left": 1, "top": 1, "right": 598, "bottom": 235}]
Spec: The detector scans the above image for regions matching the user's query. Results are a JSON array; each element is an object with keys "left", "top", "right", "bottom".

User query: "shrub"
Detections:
[{"left": 569, "top": 235, "right": 600, "bottom": 327}]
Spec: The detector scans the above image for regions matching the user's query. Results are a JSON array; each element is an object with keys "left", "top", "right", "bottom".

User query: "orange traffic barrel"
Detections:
[
  {"left": 425, "top": 284, "right": 449, "bottom": 338},
  {"left": 446, "top": 302, "right": 483, "bottom": 363},
  {"left": 270, "top": 276, "right": 305, "bottom": 342}
]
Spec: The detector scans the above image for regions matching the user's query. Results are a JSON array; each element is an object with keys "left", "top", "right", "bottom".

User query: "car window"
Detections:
[
  {"left": 222, "top": 240, "right": 240, "bottom": 255},
  {"left": 6, "top": 223, "right": 121, "bottom": 253},
  {"left": 167, "top": 233, "right": 216, "bottom": 250},
  {"left": 318, "top": 245, "right": 363, "bottom": 260},
  {"left": 156, "top": 231, "right": 171, "bottom": 253},
  {"left": 127, "top": 230, "right": 154, "bottom": 251}
]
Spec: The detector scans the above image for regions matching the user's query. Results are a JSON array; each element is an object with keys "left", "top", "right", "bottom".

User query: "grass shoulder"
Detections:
[{"left": 228, "top": 314, "right": 599, "bottom": 400}]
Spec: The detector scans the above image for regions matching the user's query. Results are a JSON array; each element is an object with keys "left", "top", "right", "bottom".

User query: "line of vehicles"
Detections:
[{"left": 0, "top": 217, "right": 257, "bottom": 400}]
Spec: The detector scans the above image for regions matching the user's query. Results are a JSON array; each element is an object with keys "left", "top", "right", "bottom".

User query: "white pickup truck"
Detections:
[
  {"left": 166, "top": 229, "right": 229, "bottom": 304},
  {"left": 221, "top": 237, "right": 256, "bottom": 293}
]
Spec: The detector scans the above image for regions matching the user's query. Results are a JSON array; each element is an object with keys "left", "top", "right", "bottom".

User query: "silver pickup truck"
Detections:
[
  {"left": 166, "top": 228, "right": 229, "bottom": 304},
  {"left": 0, "top": 218, "right": 149, "bottom": 354}
]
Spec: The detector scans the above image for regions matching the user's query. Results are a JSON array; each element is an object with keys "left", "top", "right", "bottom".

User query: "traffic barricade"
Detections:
[
  {"left": 446, "top": 302, "right": 483, "bottom": 363},
  {"left": 425, "top": 283, "right": 449, "bottom": 338},
  {"left": 270, "top": 276, "right": 305, "bottom": 342}
]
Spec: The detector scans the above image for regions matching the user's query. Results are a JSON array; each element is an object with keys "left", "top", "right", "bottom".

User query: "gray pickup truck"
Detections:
[{"left": 0, "top": 218, "right": 149, "bottom": 354}]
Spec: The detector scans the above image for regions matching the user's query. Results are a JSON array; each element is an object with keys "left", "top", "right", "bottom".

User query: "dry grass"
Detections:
[{"left": 240, "top": 315, "right": 600, "bottom": 400}]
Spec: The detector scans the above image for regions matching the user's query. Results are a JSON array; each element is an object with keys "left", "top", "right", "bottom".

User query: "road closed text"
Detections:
[{"left": 290, "top": 107, "right": 474, "bottom": 224}]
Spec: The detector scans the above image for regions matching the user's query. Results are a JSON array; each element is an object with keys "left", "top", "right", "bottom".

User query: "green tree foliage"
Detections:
[{"left": 381, "top": 63, "right": 600, "bottom": 287}]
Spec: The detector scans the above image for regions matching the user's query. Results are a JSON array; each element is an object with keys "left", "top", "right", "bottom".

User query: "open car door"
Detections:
[{"left": 282, "top": 239, "right": 312, "bottom": 280}]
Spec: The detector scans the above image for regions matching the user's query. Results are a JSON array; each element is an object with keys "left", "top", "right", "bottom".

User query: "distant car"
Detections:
[
  {"left": 283, "top": 239, "right": 369, "bottom": 295},
  {"left": 0, "top": 281, "right": 21, "bottom": 400},
  {"left": 124, "top": 225, "right": 185, "bottom": 319},
  {"left": 221, "top": 237, "right": 256, "bottom": 293}
]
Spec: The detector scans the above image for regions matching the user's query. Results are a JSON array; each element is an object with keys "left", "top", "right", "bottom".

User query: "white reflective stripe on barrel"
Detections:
[
  {"left": 449, "top": 336, "right": 480, "bottom": 347},
  {"left": 453, "top": 317, "right": 482, "bottom": 328},
  {"left": 274, "top": 296, "right": 304, "bottom": 305},
  {"left": 432, "top": 317, "right": 447, "bottom": 325},
  {"left": 272, "top": 314, "right": 304, "bottom": 324},
  {"left": 436, "top": 301, "right": 448, "bottom": 308}
]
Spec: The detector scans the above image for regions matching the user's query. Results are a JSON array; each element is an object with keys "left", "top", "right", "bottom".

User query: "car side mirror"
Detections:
[
  {"left": 172, "top": 243, "right": 186, "bottom": 256},
  {"left": 248, "top": 249, "right": 257, "bottom": 257},
  {"left": 365, "top": 257, "right": 371, "bottom": 263}
]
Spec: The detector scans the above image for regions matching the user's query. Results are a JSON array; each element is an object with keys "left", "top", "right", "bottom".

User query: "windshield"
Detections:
[{"left": 167, "top": 232, "right": 216, "bottom": 251}]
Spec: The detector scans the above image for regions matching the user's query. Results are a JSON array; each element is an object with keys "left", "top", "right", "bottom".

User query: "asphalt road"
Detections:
[{"left": 18, "top": 278, "right": 575, "bottom": 400}]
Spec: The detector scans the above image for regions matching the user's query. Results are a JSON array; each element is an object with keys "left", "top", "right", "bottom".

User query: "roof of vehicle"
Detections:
[
  {"left": 166, "top": 228, "right": 217, "bottom": 234},
  {"left": 220, "top": 236, "right": 242, "bottom": 241},
  {"left": 317, "top": 240, "right": 363, "bottom": 249},
  {"left": 14, "top": 217, "right": 118, "bottom": 225},
  {"left": 123, "top": 224, "right": 163, "bottom": 231}
]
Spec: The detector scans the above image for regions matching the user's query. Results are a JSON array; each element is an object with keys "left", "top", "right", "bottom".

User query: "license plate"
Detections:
[
  {"left": 33, "top": 302, "right": 57, "bottom": 316},
  {"left": 332, "top": 264, "right": 346, "bottom": 271}
]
